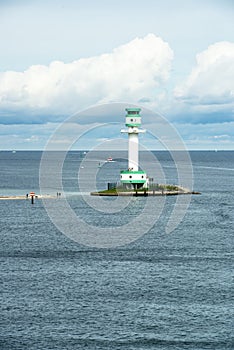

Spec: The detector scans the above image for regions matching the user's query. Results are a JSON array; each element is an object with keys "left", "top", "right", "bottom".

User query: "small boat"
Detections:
[{"left": 107, "top": 157, "right": 114, "bottom": 162}]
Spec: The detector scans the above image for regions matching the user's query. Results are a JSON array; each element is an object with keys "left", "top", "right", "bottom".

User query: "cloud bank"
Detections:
[
  {"left": 0, "top": 34, "right": 173, "bottom": 124},
  {"left": 1, "top": 34, "right": 234, "bottom": 129},
  {"left": 174, "top": 41, "right": 234, "bottom": 123}
]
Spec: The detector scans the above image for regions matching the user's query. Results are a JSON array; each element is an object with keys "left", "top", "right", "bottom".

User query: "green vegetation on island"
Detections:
[{"left": 91, "top": 183, "right": 196, "bottom": 196}]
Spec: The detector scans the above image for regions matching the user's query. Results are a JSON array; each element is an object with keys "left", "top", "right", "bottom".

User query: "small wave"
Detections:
[
  {"left": 0, "top": 336, "right": 230, "bottom": 349},
  {"left": 194, "top": 166, "right": 234, "bottom": 172}
]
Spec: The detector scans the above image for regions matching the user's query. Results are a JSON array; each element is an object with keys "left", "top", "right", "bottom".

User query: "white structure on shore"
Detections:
[{"left": 120, "top": 108, "right": 147, "bottom": 188}]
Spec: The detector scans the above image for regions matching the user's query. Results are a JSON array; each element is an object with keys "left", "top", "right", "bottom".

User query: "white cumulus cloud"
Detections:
[
  {"left": 174, "top": 41, "right": 234, "bottom": 122},
  {"left": 0, "top": 34, "right": 173, "bottom": 124}
]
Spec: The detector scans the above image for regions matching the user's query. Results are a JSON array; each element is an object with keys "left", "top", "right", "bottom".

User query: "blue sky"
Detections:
[{"left": 0, "top": 0, "right": 234, "bottom": 149}]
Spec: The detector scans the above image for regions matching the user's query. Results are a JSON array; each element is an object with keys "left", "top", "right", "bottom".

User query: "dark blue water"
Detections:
[{"left": 0, "top": 151, "right": 233, "bottom": 349}]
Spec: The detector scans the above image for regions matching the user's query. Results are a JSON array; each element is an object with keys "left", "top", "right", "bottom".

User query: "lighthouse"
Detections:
[{"left": 120, "top": 108, "right": 147, "bottom": 189}]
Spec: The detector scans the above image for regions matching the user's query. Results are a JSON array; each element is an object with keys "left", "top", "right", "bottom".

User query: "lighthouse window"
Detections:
[
  {"left": 129, "top": 175, "right": 132, "bottom": 179},
  {"left": 130, "top": 118, "right": 133, "bottom": 122},
  {"left": 141, "top": 176, "right": 144, "bottom": 178}
]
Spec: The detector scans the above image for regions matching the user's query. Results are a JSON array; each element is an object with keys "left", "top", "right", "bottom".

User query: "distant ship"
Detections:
[{"left": 107, "top": 157, "right": 114, "bottom": 162}]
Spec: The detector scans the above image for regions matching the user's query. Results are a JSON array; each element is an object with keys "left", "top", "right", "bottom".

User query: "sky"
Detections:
[{"left": 0, "top": 0, "right": 234, "bottom": 150}]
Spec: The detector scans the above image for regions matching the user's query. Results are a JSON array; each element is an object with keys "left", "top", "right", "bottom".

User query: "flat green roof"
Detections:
[
  {"left": 121, "top": 180, "right": 146, "bottom": 183},
  {"left": 120, "top": 170, "right": 146, "bottom": 174},
  {"left": 125, "top": 108, "right": 141, "bottom": 112}
]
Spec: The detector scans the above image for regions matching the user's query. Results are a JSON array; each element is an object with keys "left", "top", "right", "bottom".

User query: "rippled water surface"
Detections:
[{"left": 0, "top": 151, "right": 233, "bottom": 349}]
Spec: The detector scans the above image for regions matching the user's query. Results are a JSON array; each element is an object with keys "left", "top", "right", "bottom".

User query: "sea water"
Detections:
[{"left": 0, "top": 151, "right": 233, "bottom": 349}]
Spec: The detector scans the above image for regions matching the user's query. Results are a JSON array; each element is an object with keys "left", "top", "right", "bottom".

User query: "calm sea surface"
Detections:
[{"left": 0, "top": 151, "right": 233, "bottom": 350}]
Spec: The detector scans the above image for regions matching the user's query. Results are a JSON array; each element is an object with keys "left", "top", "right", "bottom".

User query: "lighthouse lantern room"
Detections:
[{"left": 120, "top": 108, "right": 147, "bottom": 189}]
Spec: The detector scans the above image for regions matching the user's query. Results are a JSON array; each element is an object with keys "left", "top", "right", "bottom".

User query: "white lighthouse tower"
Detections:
[{"left": 120, "top": 108, "right": 147, "bottom": 188}]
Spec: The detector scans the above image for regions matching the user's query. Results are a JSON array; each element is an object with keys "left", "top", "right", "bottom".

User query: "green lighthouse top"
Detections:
[
  {"left": 125, "top": 108, "right": 141, "bottom": 127},
  {"left": 125, "top": 108, "right": 141, "bottom": 113}
]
